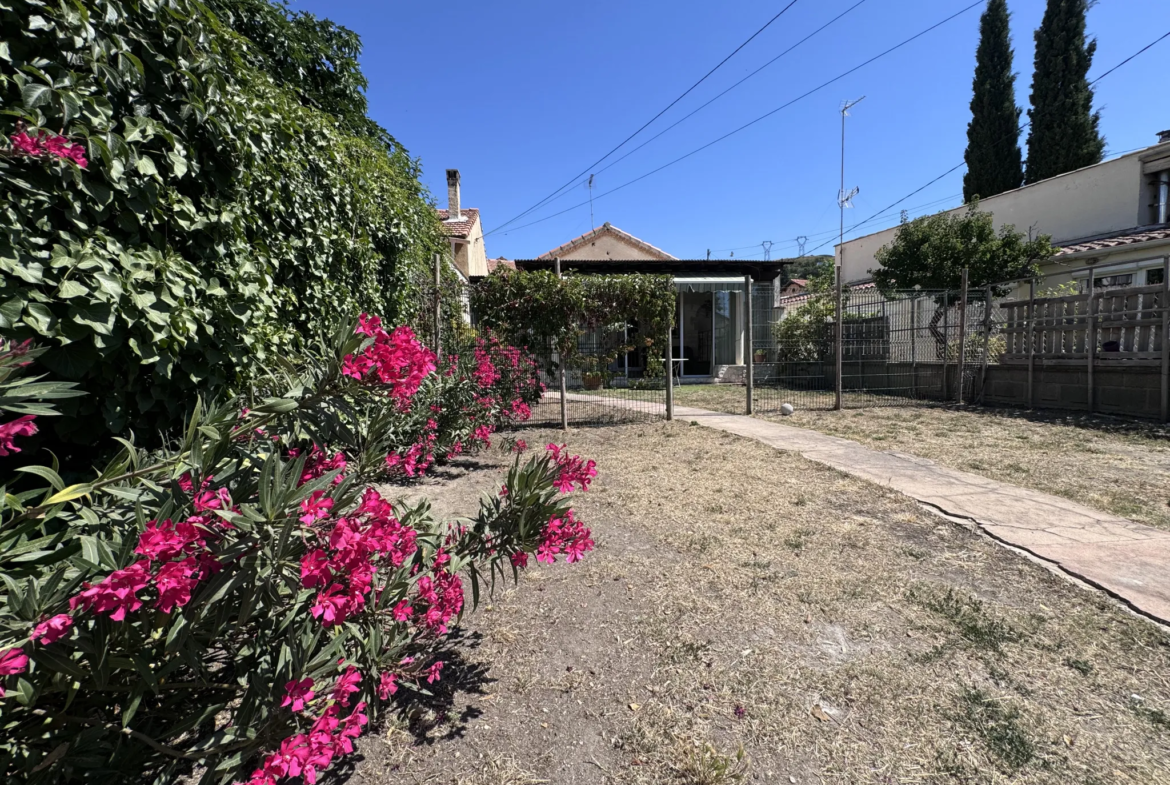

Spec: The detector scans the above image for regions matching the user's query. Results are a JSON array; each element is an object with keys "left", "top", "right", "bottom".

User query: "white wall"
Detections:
[
  {"left": 558, "top": 233, "right": 666, "bottom": 261},
  {"left": 838, "top": 143, "right": 1165, "bottom": 284}
]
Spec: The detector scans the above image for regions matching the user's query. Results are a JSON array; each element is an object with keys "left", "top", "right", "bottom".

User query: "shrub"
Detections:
[
  {"left": 0, "top": 0, "right": 447, "bottom": 444},
  {"left": 0, "top": 319, "right": 589, "bottom": 784}
]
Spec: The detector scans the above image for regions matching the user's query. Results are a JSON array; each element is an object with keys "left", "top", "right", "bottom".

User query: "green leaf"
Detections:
[
  {"left": 21, "top": 83, "right": 51, "bottom": 108},
  {"left": 45, "top": 483, "right": 93, "bottom": 504},
  {"left": 135, "top": 156, "right": 158, "bottom": 177},
  {"left": 16, "top": 465, "right": 64, "bottom": 492},
  {"left": 58, "top": 280, "right": 90, "bottom": 299}
]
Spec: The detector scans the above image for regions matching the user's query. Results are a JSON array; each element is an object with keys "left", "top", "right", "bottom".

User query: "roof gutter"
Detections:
[{"left": 1054, "top": 235, "right": 1170, "bottom": 262}]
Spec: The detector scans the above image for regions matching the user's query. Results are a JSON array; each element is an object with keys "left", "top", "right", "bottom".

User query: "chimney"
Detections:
[
  {"left": 446, "top": 169, "right": 461, "bottom": 221},
  {"left": 1158, "top": 130, "right": 1170, "bottom": 144}
]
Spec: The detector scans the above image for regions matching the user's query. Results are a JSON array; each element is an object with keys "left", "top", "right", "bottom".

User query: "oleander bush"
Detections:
[
  {"left": 0, "top": 0, "right": 448, "bottom": 444},
  {"left": 0, "top": 319, "right": 592, "bottom": 784}
]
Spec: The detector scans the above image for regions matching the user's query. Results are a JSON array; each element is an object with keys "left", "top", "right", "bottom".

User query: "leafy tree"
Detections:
[
  {"left": 772, "top": 267, "right": 835, "bottom": 361},
  {"left": 781, "top": 255, "right": 834, "bottom": 283},
  {"left": 1024, "top": 0, "right": 1105, "bottom": 184},
  {"left": 963, "top": 0, "right": 1023, "bottom": 201},
  {"left": 872, "top": 204, "right": 1054, "bottom": 295}
]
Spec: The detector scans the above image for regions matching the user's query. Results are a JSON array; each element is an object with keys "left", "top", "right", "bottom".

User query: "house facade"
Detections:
[
  {"left": 836, "top": 132, "right": 1170, "bottom": 290},
  {"left": 438, "top": 169, "right": 488, "bottom": 279},
  {"left": 514, "top": 223, "right": 785, "bottom": 382}
]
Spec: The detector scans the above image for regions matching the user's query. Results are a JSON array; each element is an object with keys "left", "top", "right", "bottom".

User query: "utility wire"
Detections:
[
  {"left": 487, "top": 0, "right": 803, "bottom": 236},
  {"left": 805, "top": 28, "right": 1170, "bottom": 255},
  {"left": 495, "top": 0, "right": 985, "bottom": 238},
  {"left": 502, "top": 0, "right": 874, "bottom": 224}
]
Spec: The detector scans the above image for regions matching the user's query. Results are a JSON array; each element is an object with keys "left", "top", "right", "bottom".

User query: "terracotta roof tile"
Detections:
[
  {"left": 1057, "top": 225, "right": 1170, "bottom": 255},
  {"left": 486, "top": 258, "right": 515, "bottom": 273},
  {"left": 436, "top": 207, "right": 480, "bottom": 240},
  {"left": 536, "top": 222, "right": 677, "bottom": 261}
]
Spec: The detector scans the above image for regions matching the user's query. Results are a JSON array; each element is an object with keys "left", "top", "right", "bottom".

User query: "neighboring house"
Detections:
[
  {"left": 486, "top": 257, "right": 516, "bottom": 273},
  {"left": 779, "top": 278, "right": 808, "bottom": 297},
  {"left": 836, "top": 131, "right": 1170, "bottom": 290},
  {"left": 437, "top": 169, "right": 488, "bottom": 279},
  {"left": 513, "top": 223, "right": 786, "bottom": 381}
]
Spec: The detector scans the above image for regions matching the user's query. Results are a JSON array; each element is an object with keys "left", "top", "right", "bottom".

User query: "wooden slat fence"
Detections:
[{"left": 999, "top": 284, "right": 1166, "bottom": 365}]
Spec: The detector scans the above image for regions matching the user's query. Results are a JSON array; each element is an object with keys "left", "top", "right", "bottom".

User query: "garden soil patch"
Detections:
[{"left": 347, "top": 422, "right": 1170, "bottom": 784}]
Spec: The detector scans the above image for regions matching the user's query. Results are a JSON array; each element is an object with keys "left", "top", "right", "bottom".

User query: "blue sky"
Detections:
[{"left": 296, "top": 0, "right": 1170, "bottom": 261}]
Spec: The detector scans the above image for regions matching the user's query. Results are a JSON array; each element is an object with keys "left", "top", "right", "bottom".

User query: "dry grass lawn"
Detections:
[
  {"left": 351, "top": 422, "right": 1170, "bottom": 785},
  {"left": 588, "top": 384, "right": 1170, "bottom": 530}
]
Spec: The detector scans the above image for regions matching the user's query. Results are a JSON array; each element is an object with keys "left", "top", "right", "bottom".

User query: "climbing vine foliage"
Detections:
[
  {"left": 469, "top": 270, "right": 677, "bottom": 374},
  {"left": 0, "top": 0, "right": 445, "bottom": 444}
]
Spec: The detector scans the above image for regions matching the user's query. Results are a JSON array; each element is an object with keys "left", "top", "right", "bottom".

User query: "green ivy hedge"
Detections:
[{"left": 0, "top": 0, "right": 445, "bottom": 444}]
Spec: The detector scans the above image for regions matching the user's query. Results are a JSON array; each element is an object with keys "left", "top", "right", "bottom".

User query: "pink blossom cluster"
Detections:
[
  {"left": 413, "top": 566, "right": 464, "bottom": 635},
  {"left": 472, "top": 343, "right": 501, "bottom": 388},
  {"left": 536, "top": 509, "right": 594, "bottom": 564},
  {"left": 385, "top": 418, "right": 437, "bottom": 477},
  {"left": 69, "top": 479, "right": 235, "bottom": 621},
  {"left": 244, "top": 667, "right": 368, "bottom": 785},
  {"left": 342, "top": 316, "right": 436, "bottom": 406},
  {"left": 545, "top": 443, "right": 598, "bottom": 493},
  {"left": 300, "top": 488, "right": 418, "bottom": 628},
  {"left": 9, "top": 124, "right": 88, "bottom": 168},
  {"left": 0, "top": 647, "right": 29, "bottom": 697},
  {"left": 0, "top": 414, "right": 37, "bottom": 457},
  {"left": 287, "top": 445, "right": 348, "bottom": 486}
]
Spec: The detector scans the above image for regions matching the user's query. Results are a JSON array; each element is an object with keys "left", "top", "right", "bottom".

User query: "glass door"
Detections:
[{"left": 679, "top": 291, "right": 713, "bottom": 376}]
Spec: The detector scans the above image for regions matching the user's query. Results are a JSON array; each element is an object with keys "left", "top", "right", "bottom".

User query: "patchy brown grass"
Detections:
[
  {"left": 352, "top": 422, "right": 1170, "bottom": 785},
  {"left": 587, "top": 384, "right": 1170, "bottom": 530},
  {"left": 771, "top": 406, "right": 1170, "bottom": 532}
]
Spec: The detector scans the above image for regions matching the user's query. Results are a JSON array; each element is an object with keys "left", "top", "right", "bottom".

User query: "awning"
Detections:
[{"left": 673, "top": 276, "right": 749, "bottom": 293}]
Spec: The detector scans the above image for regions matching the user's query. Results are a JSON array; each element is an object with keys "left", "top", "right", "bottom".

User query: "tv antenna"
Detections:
[
  {"left": 838, "top": 96, "right": 865, "bottom": 271},
  {"left": 795, "top": 235, "right": 808, "bottom": 256},
  {"left": 587, "top": 174, "right": 596, "bottom": 231}
]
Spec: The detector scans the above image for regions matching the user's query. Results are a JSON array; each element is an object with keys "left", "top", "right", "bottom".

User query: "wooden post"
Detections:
[
  {"left": 942, "top": 291, "right": 950, "bottom": 401},
  {"left": 1027, "top": 278, "right": 1036, "bottom": 408},
  {"left": 745, "top": 275, "right": 754, "bottom": 415},
  {"left": 1161, "top": 254, "right": 1169, "bottom": 423},
  {"left": 980, "top": 283, "right": 992, "bottom": 403},
  {"left": 433, "top": 253, "right": 443, "bottom": 361},
  {"left": 957, "top": 269, "right": 969, "bottom": 404},
  {"left": 834, "top": 263, "right": 843, "bottom": 410},
  {"left": 665, "top": 306, "right": 674, "bottom": 421},
  {"left": 1087, "top": 266, "right": 1096, "bottom": 414},
  {"left": 555, "top": 257, "right": 568, "bottom": 431}
]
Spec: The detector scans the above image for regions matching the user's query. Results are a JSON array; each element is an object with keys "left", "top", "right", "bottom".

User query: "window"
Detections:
[
  {"left": 1093, "top": 274, "right": 1132, "bottom": 288},
  {"left": 1149, "top": 267, "right": 1165, "bottom": 286}
]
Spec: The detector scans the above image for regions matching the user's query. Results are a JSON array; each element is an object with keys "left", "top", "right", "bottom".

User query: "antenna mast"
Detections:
[{"left": 587, "top": 174, "right": 596, "bottom": 231}]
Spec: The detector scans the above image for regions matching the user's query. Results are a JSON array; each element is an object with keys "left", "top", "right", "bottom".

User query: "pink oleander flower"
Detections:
[
  {"left": 177, "top": 472, "right": 195, "bottom": 492},
  {"left": 512, "top": 439, "right": 527, "bottom": 453},
  {"left": 30, "top": 614, "right": 73, "bottom": 645},
  {"left": 510, "top": 551, "right": 529, "bottom": 569},
  {"left": 0, "top": 415, "right": 37, "bottom": 457},
  {"left": 10, "top": 131, "right": 40, "bottom": 156},
  {"left": 426, "top": 660, "right": 444, "bottom": 685},
  {"left": 154, "top": 557, "right": 202, "bottom": 613},
  {"left": 535, "top": 509, "right": 594, "bottom": 565},
  {"left": 136, "top": 518, "right": 205, "bottom": 562},
  {"left": 546, "top": 443, "right": 597, "bottom": 493},
  {"left": 0, "top": 647, "right": 28, "bottom": 698},
  {"left": 331, "top": 666, "right": 362, "bottom": 706},
  {"left": 377, "top": 672, "right": 398, "bottom": 699},
  {"left": 69, "top": 560, "right": 152, "bottom": 621},
  {"left": 299, "top": 491, "right": 334, "bottom": 525},
  {"left": 282, "top": 678, "right": 315, "bottom": 713},
  {"left": 392, "top": 600, "right": 412, "bottom": 622},
  {"left": 300, "top": 549, "right": 333, "bottom": 590}
]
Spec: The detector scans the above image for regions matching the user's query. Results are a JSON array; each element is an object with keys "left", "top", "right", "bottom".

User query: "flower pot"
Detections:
[
  {"left": 753, "top": 350, "right": 768, "bottom": 364},
  {"left": 582, "top": 372, "right": 603, "bottom": 391}
]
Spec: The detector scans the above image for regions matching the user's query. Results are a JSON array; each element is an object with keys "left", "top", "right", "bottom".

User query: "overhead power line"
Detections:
[
  {"left": 522, "top": 0, "right": 874, "bottom": 218},
  {"left": 486, "top": 0, "right": 803, "bottom": 237},
  {"left": 805, "top": 27, "right": 1170, "bottom": 255},
  {"left": 494, "top": 0, "right": 985, "bottom": 238}
]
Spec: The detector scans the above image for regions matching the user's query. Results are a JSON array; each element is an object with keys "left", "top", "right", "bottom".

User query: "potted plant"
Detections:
[
  {"left": 753, "top": 348, "right": 768, "bottom": 364},
  {"left": 582, "top": 371, "right": 604, "bottom": 390}
]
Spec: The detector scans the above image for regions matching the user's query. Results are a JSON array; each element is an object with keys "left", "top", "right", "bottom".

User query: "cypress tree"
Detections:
[
  {"left": 963, "top": 0, "right": 1023, "bottom": 201},
  {"left": 1024, "top": 0, "right": 1105, "bottom": 184}
]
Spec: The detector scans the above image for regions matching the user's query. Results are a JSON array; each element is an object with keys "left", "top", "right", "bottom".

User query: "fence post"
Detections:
[
  {"left": 433, "top": 253, "right": 443, "bottom": 361},
  {"left": 745, "top": 275, "right": 754, "bottom": 415},
  {"left": 981, "top": 282, "right": 992, "bottom": 403},
  {"left": 555, "top": 257, "right": 568, "bottom": 431},
  {"left": 957, "top": 269, "right": 969, "bottom": 404},
  {"left": 834, "top": 265, "right": 843, "bottom": 410},
  {"left": 1161, "top": 254, "right": 1169, "bottom": 423},
  {"left": 942, "top": 290, "right": 950, "bottom": 401},
  {"left": 911, "top": 296, "right": 918, "bottom": 399},
  {"left": 665, "top": 314, "right": 674, "bottom": 421},
  {"left": 1087, "top": 266, "right": 1096, "bottom": 414},
  {"left": 1027, "top": 278, "right": 1036, "bottom": 408}
]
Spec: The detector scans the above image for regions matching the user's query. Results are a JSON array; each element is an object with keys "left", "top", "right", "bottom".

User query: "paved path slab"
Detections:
[{"left": 558, "top": 394, "right": 1170, "bottom": 624}]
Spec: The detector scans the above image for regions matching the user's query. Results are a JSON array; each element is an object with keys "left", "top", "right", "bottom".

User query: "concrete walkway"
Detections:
[{"left": 560, "top": 393, "right": 1170, "bottom": 625}]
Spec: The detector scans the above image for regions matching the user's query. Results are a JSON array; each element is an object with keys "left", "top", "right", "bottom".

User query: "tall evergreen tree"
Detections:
[
  {"left": 1024, "top": 0, "right": 1105, "bottom": 184},
  {"left": 963, "top": 0, "right": 1023, "bottom": 201}
]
